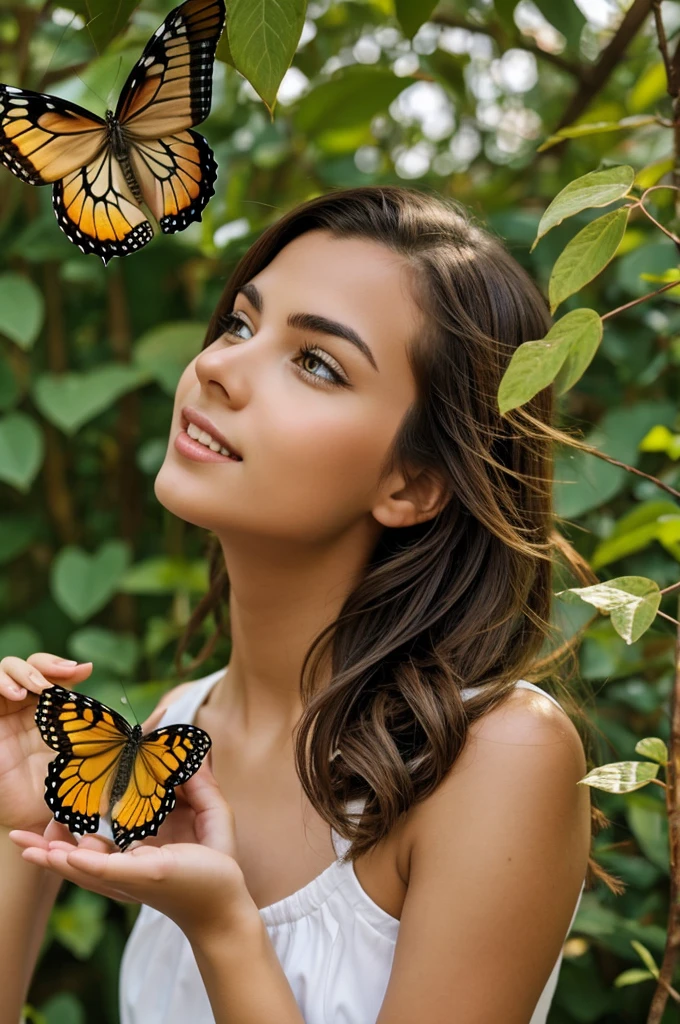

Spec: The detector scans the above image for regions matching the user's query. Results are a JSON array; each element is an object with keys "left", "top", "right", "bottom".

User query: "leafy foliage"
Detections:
[{"left": 2, "top": 0, "right": 680, "bottom": 1020}]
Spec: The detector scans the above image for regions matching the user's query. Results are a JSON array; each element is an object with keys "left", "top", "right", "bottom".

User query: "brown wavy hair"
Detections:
[{"left": 173, "top": 185, "right": 622, "bottom": 895}]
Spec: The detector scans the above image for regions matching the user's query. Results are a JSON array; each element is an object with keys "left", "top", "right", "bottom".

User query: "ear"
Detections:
[{"left": 371, "top": 465, "right": 451, "bottom": 529}]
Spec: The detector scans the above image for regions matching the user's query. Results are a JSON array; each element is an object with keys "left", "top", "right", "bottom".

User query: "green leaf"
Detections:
[
  {"left": 613, "top": 967, "right": 655, "bottom": 987},
  {"left": 555, "top": 575, "right": 661, "bottom": 644},
  {"left": 629, "top": 62, "right": 668, "bottom": 113},
  {"left": 133, "top": 321, "right": 207, "bottom": 396},
  {"left": 590, "top": 501, "right": 680, "bottom": 570},
  {"left": 554, "top": 401, "right": 677, "bottom": 519},
  {"left": 39, "top": 993, "right": 85, "bottom": 1024},
  {"left": 68, "top": 626, "right": 140, "bottom": 676},
  {"left": 577, "top": 760, "right": 659, "bottom": 793},
  {"left": 32, "top": 364, "right": 150, "bottom": 435},
  {"left": 532, "top": 165, "right": 634, "bottom": 251},
  {"left": 0, "top": 273, "right": 44, "bottom": 349},
  {"left": 51, "top": 888, "right": 106, "bottom": 959},
  {"left": 295, "top": 65, "right": 411, "bottom": 135},
  {"left": 118, "top": 557, "right": 209, "bottom": 594},
  {"left": 532, "top": 0, "right": 585, "bottom": 51},
  {"left": 51, "top": 540, "right": 132, "bottom": 622},
  {"left": 85, "top": 0, "right": 141, "bottom": 53},
  {"left": 218, "top": 0, "right": 307, "bottom": 115},
  {"left": 395, "top": 0, "right": 438, "bottom": 38},
  {"left": 626, "top": 792, "right": 669, "bottom": 873},
  {"left": 635, "top": 738, "right": 668, "bottom": 765},
  {"left": 549, "top": 207, "right": 629, "bottom": 313},
  {"left": 537, "top": 115, "right": 657, "bottom": 152},
  {"left": 635, "top": 156, "right": 674, "bottom": 190},
  {"left": 630, "top": 940, "right": 660, "bottom": 978},
  {"left": 0, "top": 412, "right": 44, "bottom": 493},
  {"left": 498, "top": 308, "right": 602, "bottom": 413}
]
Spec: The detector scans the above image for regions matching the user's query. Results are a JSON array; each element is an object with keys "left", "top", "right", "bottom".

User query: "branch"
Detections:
[{"left": 554, "top": 0, "right": 656, "bottom": 132}]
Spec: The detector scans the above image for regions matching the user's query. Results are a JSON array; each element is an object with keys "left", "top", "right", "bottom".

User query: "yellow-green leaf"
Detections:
[
  {"left": 537, "top": 115, "right": 657, "bottom": 152},
  {"left": 555, "top": 575, "right": 661, "bottom": 644},
  {"left": 549, "top": 208, "right": 629, "bottom": 313},
  {"left": 577, "top": 760, "right": 659, "bottom": 793},
  {"left": 532, "top": 166, "right": 634, "bottom": 252},
  {"left": 498, "top": 308, "right": 601, "bottom": 413},
  {"left": 635, "top": 737, "right": 668, "bottom": 765}
]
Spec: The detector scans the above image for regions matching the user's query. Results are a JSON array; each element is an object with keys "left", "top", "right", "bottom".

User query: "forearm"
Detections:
[
  {"left": 0, "top": 826, "right": 63, "bottom": 1024},
  {"left": 190, "top": 913, "right": 304, "bottom": 1024}
]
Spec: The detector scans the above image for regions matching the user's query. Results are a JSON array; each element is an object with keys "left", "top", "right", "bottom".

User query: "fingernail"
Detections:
[{"left": 57, "top": 659, "right": 78, "bottom": 666}]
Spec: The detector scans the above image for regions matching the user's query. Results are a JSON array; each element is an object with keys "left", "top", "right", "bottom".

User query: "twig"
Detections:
[
  {"left": 554, "top": 0, "right": 656, "bottom": 133},
  {"left": 647, "top": 591, "right": 680, "bottom": 1022}
]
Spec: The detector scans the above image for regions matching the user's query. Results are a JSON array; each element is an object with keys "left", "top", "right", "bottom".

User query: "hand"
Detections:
[
  {"left": 0, "top": 654, "right": 93, "bottom": 831},
  {"left": 9, "top": 759, "right": 258, "bottom": 946}
]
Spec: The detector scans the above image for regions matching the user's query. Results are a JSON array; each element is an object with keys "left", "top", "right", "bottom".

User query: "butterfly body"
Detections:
[
  {"left": 36, "top": 684, "right": 212, "bottom": 850},
  {"left": 0, "top": 0, "right": 225, "bottom": 263}
]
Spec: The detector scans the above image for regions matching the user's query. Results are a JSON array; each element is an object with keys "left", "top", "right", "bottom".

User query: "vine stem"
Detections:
[{"left": 647, "top": 592, "right": 680, "bottom": 1022}]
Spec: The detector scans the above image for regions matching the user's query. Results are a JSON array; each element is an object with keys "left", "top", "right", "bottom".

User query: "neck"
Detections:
[{"left": 208, "top": 522, "right": 382, "bottom": 747}]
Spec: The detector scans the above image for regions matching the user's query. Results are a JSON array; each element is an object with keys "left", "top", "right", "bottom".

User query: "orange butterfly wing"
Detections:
[
  {"left": 52, "top": 147, "right": 154, "bottom": 263},
  {"left": 36, "top": 685, "right": 130, "bottom": 835},
  {"left": 115, "top": 0, "right": 225, "bottom": 136},
  {"left": 0, "top": 85, "right": 106, "bottom": 185},
  {"left": 110, "top": 724, "right": 212, "bottom": 850}
]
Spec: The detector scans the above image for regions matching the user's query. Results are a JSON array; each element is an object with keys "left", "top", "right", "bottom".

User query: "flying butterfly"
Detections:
[
  {"left": 0, "top": 0, "right": 225, "bottom": 264},
  {"left": 35, "top": 684, "right": 212, "bottom": 851}
]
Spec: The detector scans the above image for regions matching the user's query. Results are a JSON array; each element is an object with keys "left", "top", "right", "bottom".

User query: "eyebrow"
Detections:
[{"left": 236, "top": 281, "right": 379, "bottom": 372}]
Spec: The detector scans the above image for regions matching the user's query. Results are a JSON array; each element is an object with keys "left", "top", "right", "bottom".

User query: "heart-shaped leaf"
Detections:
[
  {"left": 0, "top": 412, "right": 44, "bottom": 492},
  {"left": 51, "top": 541, "right": 132, "bottom": 622},
  {"left": 218, "top": 0, "right": 307, "bottom": 115},
  {"left": 68, "top": 626, "right": 140, "bottom": 677},
  {"left": 0, "top": 273, "right": 44, "bottom": 349},
  {"left": 132, "top": 322, "right": 207, "bottom": 396},
  {"left": 33, "top": 364, "right": 151, "bottom": 435}
]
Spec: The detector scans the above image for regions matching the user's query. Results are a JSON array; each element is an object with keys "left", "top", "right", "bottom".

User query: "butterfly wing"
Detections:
[
  {"left": 110, "top": 723, "right": 212, "bottom": 850},
  {"left": 115, "top": 0, "right": 225, "bottom": 138},
  {"left": 36, "top": 685, "right": 131, "bottom": 836},
  {"left": 127, "top": 128, "right": 217, "bottom": 234},
  {"left": 52, "top": 147, "right": 154, "bottom": 264},
  {"left": 0, "top": 84, "right": 106, "bottom": 186}
]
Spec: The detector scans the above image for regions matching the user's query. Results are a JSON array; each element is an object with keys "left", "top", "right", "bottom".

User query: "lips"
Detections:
[{"left": 181, "top": 406, "right": 242, "bottom": 459}]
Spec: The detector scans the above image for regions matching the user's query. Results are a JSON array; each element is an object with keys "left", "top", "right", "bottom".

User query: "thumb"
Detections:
[{"left": 182, "top": 764, "right": 236, "bottom": 856}]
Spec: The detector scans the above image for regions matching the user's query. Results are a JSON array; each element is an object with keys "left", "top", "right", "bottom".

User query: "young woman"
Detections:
[{"left": 2, "top": 186, "right": 616, "bottom": 1024}]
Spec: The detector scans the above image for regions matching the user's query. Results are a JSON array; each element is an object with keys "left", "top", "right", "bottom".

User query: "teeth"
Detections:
[{"left": 186, "top": 421, "right": 235, "bottom": 458}]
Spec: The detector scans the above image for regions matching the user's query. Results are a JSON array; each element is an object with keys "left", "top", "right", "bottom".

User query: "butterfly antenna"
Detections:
[
  {"left": 36, "top": 8, "right": 85, "bottom": 91},
  {"left": 116, "top": 679, "right": 141, "bottom": 727}
]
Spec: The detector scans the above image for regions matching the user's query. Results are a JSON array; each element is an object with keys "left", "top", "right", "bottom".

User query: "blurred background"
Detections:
[{"left": 1, "top": 0, "right": 680, "bottom": 1020}]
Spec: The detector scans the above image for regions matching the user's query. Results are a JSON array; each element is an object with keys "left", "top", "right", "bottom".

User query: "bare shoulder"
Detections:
[
  {"left": 376, "top": 687, "right": 591, "bottom": 1022},
  {"left": 402, "top": 683, "right": 590, "bottom": 872}
]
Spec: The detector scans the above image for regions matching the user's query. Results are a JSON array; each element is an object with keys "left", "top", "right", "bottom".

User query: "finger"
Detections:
[
  {"left": 0, "top": 656, "right": 92, "bottom": 701},
  {"left": 9, "top": 829, "right": 51, "bottom": 851},
  {"left": 21, "top": 846, "right": 139, "bottom": 901}
]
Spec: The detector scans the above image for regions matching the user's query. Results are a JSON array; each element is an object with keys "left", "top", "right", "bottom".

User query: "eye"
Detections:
[{"left": 216, "top": 311, "right": 350, "bottom": 390}]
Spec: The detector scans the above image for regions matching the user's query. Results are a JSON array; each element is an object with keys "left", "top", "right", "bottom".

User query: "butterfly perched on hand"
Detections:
[
  {"left": 0, "top": 0, "right": 225, "bottom": 265},
  {"left": 35, "top": 684, "right": 212, "bottom": 851}
]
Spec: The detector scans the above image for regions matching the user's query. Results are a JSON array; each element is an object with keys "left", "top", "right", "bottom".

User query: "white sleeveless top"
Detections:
[{"left": 119, "top": 668, "right": 586, "bottom": 1024}]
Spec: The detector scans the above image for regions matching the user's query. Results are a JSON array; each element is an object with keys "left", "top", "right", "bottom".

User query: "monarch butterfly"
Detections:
[
  {"left": 35, "top": 684, "right": 212, "bottom": 851},
  {"left": 0, "top": 0, "right": 225, "bottom": 265}
]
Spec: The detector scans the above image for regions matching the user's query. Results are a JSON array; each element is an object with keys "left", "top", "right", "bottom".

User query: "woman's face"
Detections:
[{"left": 155, "top": 229, "right": 422, "bottom": 547}]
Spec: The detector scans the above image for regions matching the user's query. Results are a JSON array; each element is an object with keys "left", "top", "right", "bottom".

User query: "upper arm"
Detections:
[{"left": 376, "top": 690, "right": 591, "bottom": 1024}]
